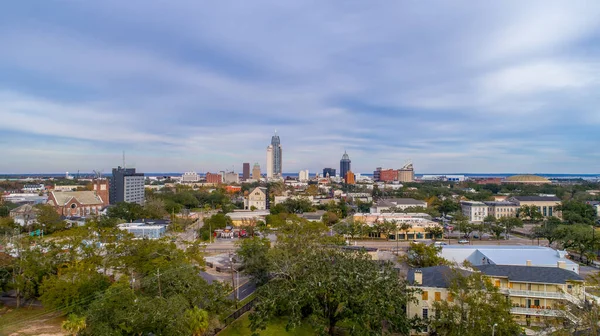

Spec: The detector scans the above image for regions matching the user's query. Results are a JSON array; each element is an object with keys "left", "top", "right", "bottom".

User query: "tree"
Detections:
[
  {"left": 425, "top": 226, "right": 444, "bottom": 240},
  {"left": 250, "top": 246, "right": 414, "bottom": 335},
  {"left": 531, "top": 216, "right": 563, "bottom": 245},
  {"left": 555, "top": 224, "right": 600, "bottom": 263},
  {"left": 489, "top": 224, "right": 505, "bottom": 240},
  {"left": 35, "top": 204, "right": 66, "bottom": 233},
  {"left": 333, "top": 218, "right": 368, "bottom": 241},
  {"left": 402, "top": 242, "right": 448, "bottom": 267},
  {"left": 185, "top": 307, "right": 210, "bottom": 336},
  {"left": 143, "top": 197, "right": 168, "bottom": 219},
  {"left": 517, "top": 205, "right": 543, "bottom": 223},
  {"left": 107, "top": 202, "right": 146, "bottom": 222},
  {"left": 557, "top": 200, "right": 597, "bottom": 225},
  {"left": 499, "top": 217, "right": 524, "bottom": 239},
  {"left": 430, "top": 269, "right": 521, "bottom": 336},
  {"left": 306, "top": 184, "right": 319, "bottom": 196},
  {"left": 236, "top": 237, "right": 271, "bottom": 285},
  {"left": 62, "top": 314, "right": 86, "bottom": 336},
  {"left": 321, "top": 211, "right": 339, "bottom": 226},
  {"left": 436, "top": 199, "right": 460, "bottom": 216}
]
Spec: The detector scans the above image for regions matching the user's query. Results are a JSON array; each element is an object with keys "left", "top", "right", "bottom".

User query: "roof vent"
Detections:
[{"left": 557, "top": 250, "right": 567, "bottom": 258}]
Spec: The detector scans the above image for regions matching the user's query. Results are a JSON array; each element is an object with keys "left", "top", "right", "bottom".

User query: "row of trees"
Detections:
[{"left": 2, "top": 223, "right": 232, "bottom": 335}]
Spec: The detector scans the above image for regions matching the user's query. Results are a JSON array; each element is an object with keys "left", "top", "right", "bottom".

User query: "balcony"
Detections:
[
  {"left": 500, "top": 289, "right": 582, "bottom": 306},
  {"left": 510, "top": 307, "right": 579, "bottom": 322}
]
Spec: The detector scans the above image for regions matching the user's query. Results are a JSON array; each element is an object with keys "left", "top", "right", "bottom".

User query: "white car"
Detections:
[
  {"left": 434, "top": 242, "right": 448, "bottom": 246},
  {"left": 458, "top": 239, "right": 470, "bottom": 244}
]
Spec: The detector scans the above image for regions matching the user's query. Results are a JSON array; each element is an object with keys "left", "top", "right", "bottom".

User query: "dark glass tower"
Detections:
[
  {"left": 340, "top": 151, "right": 351, "bottom": 180},
  {"left": 271, "top": 133, "right": 282, "bottom": 176}
]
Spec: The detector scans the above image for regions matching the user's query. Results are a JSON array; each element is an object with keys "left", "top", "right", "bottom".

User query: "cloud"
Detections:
[{"left": 1, "top": 1, "right": 600, "bottom": 173}]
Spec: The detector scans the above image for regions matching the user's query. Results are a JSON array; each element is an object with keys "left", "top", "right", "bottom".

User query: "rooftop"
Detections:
[
  {"left": 476, "top": 265, "right": 583, "bottom": 284},
  {"left": 49, "top": 191, "right": 104, "bottom": 206},
  {"left": 509, "top": 195, "right": 561, "bottom": 202},
  {"left": 503, "top": 174, "right": 551, "bottom": 184},
  {"left": 407, "top": 265, "right": 472, "bottom": 287}
]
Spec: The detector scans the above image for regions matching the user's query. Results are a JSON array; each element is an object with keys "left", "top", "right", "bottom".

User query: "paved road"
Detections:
[{"left": 232, "top": 280, "right": 256, "bottom": 301}]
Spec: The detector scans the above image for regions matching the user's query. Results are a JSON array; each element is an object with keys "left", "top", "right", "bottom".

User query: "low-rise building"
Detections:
[
  {"left": 484, "top": 201, "right": 519, "bottom": 219},
  {"left": 22, "top": 184, "right": 45, "bottom": 193},
  {"left": 226, "top": 210, "right": 270, "bottom": 226},
  {"left": 370, "top": 198, "right": 427, "bottom": 213},
  {"left": 244, "top": 187, "right": 269, "bottom": 210},
  {"left": 507, "top": 196, "right": 562, "bottom": 217},
  {"left": 118, "top": 221, "right": 167, "bottom": 239},
  {"left": 585, "top": 201, "right": 600, "bottom": 217},
  {"left": 407, "top": 264, "right": 584, "bottom": 328},
  {"left": 460, "top": 200, "right": 488, "bottom": 222},
  {"left": 47, "top": 190, "right": 107, "bottom": 217},
  {"left": 354, "top": 212, "right": 439, "bottom": 240},
  {"left": 181, "top": 171, "right": 200, "bottom": 183},
  {"left": 9, "top": 204, "right": 39, "bottom": 226}
]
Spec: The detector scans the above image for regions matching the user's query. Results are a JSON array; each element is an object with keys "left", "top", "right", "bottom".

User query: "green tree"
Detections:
[
  {"left": 436, "top": 199, "right": 461, "bottom": 216},
  {"left": 517, "top": 205, "right": 543, "bottom": 223},
  {"left": 557, "top": 200, "right": 597, "bottom": 225},
  {"left": 498, "top": 217, "right": 524, "bottom": 239},
  {"left": 489, "top": 224, "right": 505, "bottom": 240},
  {"left": 250, "top": 246, "right": 414, "bottom": 335},
  {"left": 555, "top": 224, "right": 600, "bottom": 263},
  {"left": 143, "top": 197, "right": 168, "bottom": 219},
  {"left": 333, "top": 218, "right": 367, "bottom": 241},
  {"left": 425, "top": 226, "right": 444, "bottom": 240},
  {"left": 185, "top": 307, "right": 210, "bottom": 336},
  {"left": 236, "top": 237, "right": 271, "bottom": 285},
  {"left": 402, "top": 242, "right": 448, "bottom": 267},
  {"left": 107, "top": 202, "right": 146, "bottom": 222},
  {"left": 62, "top": 314, "right": 86, "bottom": 336},
  {"left": 531, "top": 217, "right": 563, "bottom": 245},
  {"left": 35, "top": 204, "right": 66, "bottom": 233},
  {"left": 430, "top": 270, "right": 521, "bottom": 336}
]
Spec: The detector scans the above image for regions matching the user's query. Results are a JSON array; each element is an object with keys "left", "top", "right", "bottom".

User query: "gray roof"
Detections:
[
  {"left": 407, "top": 265, "right": 472, "bottom": 288},
  {"left": 510, "top": 196, "right": 561, "bottom": 202},
  {"left": 377, "top": 198, "right": 426, "bottom": 206},
  {"left": 476, "top": 265, "right": 583, "bottom": 284},
  {"left": 483, "top": 201, "right": 518, "bottom": 206}
]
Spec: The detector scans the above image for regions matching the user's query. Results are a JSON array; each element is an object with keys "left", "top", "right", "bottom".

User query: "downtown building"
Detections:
[
  {"left": 266, "top": 132, "right": 282, "bottom": 179},
  {"left": 323, "top": 168, "right": 336, "bottom": 178},
  {"left": 110, "top": 167, "right": 145, "bottom": 205},
  {"left": 340, "top": 151, "right": 351, "bottom": 180}
]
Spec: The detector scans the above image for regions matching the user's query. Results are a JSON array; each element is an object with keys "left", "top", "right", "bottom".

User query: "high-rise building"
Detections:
[
  {"left": 223, "top": 171, "right": 240, "bottom": 184},
  {"left": 340, "top": 151, "right": 351, "bottom": 180},
  {"left": 252, "top": 163, "right": 261, "bottom": 180},
  {"left": 205, "top": 172, "right": 222, "bottom": 184},
  {"left": 299, "top": 170, "right": 310, "bottom": 182},
  {"left": 323, "top": 168, "right": 336, "bottom": 178},
  {"left": 374, "top": 167, "right": 382, "bottom": 182},
  {"left": 345, "top": 171, "right": 356, "bottom": 185},
  {"left": 398, "top": 162, "right": 415, "bottom": 182},
  {"left": 110, "top": 166, "right": 145, "bottom": 205},
  {"left": 266, "top": 132, "right": 282, "bottom": 178},
  {"left": 242, "top": 163, "right": 250, "bottom": 180}
]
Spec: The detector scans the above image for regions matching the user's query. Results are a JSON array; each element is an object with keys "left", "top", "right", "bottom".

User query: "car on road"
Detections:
[
  {"left": 434, "top": 242, "right": 448, "bottom": 246},
  {"left": 458, "top": 239, "right": 470, "bottom": 244}
]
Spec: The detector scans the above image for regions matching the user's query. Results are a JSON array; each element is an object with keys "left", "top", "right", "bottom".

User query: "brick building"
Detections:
[{"left": 205, "top": 172, "right": 222, "bottom": 184}]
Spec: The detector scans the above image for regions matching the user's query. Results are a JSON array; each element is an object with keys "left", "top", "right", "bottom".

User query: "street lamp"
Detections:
[
  {"left": 229, "top": 253, "right": 238, "bottom": 308},
  {"left": 492, "top": 323, "right": 498, "bottom": 336}
]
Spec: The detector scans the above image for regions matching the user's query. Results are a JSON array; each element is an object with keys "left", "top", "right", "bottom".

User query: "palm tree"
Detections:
[{"left": 62, "top": 314, "right": 86, "bottom": 336}]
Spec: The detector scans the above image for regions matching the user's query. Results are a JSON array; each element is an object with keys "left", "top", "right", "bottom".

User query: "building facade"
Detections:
[
  {"left": 182, "top": 171, "right": 200, "bottom": 183},
  {"left": 484, "top": 201, "right": 519, "bottom": 219},
  {"left": 323, "top": 168, "right": 336, "bottom": 178},
  {"left": 244, "top": 187, "right": 269, "bottom": 210},
  {"left": 379, "top": 169, "right": 398, "bottom": 182},
  {"left": 205, "top": 172, "right": 222, "bottom": 184},
  {"left": 345, "top": 171, "right": 355, "bottom": 185},
  {"left": 508, "top": 196, "right": 562, "bottom": 217},
  {"left": 242, "top": 163, "right": 250, "bottom": 180},
  {"left": 299, "top": 170, "right": 310, "bottom": 182},
  {"left": 266, "top": 132, "right": 282, "bottom": 178},
  {"left": 340, "top": 151, "right": 351, "bottom": 180},
  {"left": 252, "top": 163, "right": 261, "bottom": 180},
  {"left": 48, "top": 190, "right": 107, "bottom": 217},
  {"left": 370, "top": 198, "right": 428, "bottom": 213},
  {"left": 460, "top": 201, "right": 489, "bottom": 222},
  {"left": 110, "top": 167, "right": 145, "bottom": 205},
  {"left": 223, "top": 172, "right": 240, "bottom": 184},
  {"left": 398, "top": 162, "right": 415, "bottom": 182}
]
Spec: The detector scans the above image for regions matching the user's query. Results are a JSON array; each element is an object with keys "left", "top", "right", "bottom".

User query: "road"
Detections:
[{"left": 200, "top": 270, "right": 256, "bottom": 301}]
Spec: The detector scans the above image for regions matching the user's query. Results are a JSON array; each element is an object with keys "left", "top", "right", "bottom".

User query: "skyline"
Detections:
[{"left": 2, "top": 1, "right": 600, "bottom": 173}]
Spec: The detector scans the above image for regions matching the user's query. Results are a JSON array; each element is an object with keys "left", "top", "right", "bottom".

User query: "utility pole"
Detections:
[
  {"left": 230, "top": 253, "right": 237, "bottom": 308},
  {"left": 157, "top": 268, "right": 162, "bottom": 298}
]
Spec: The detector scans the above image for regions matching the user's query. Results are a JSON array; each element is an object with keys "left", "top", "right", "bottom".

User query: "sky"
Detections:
[{"left": 1, "top": 1, "right": 600, "bottom": 174}]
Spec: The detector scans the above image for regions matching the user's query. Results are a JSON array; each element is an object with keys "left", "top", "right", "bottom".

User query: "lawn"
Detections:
[
  {"left": 218, "top": 313, "right": 315, "bottom": 336},
  {"left": 0, "top": 306, "right": 65, "bottom": 336}
]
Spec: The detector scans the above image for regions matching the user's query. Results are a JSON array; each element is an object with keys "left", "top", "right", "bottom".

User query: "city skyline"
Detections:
[{"left": 2, "top": 2, "right": 600, "bottom": 174}]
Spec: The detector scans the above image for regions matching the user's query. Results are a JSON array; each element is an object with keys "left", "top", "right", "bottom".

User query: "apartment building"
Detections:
[
  {"left": 244, "top": 187, "right": 269, "bottom": 210},
  {"left": 484, "top": 201, "right": 519, "bottom": 219},
  {"left": 507, "top": 196, "right": 562, "bottom": 218},
  {"left": 407, "top": 264, "right": 584, "bottom": 329}
]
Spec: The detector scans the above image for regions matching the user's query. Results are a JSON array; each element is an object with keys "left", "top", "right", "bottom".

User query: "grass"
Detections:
[
  {"left": 0, "top": 306, "right": 65, "bottom": 336},
  {"left": 218, "top": 313, "right": 315, "bottom": 336}
]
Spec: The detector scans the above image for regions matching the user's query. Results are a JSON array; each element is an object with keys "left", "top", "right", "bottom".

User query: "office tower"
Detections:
[
  {"left": 373, "top": 167, "right": 382, "bottom": 182},
  {"left": 398, "top": 162, "right": 415, "bottom": 182},
  {"left": 266, "top": 132, "right": 282, "bottom": 178},
  {"left": 110, "top": 166, "right": 145, "bottom": 205},
  {"left": 323, "top": 168, "right": 336, "bottom": 178},
  {"left": 242, "top": 163, "right": 250, "bottom": 180},
  {"left": 252, "top": 163, "right": 261, "bottom": 180},
  {"left": 340, "top": 151, "right": 351, "bottom": 181}
]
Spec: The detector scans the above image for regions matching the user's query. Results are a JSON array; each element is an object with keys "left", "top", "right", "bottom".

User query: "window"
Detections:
[
  {"left": 495, "top": 280, "right": 501, "bottom": 287},
  {"left": 422, "top": 308, "right": 428, "bottom": 319},
  {"left": 422, "top": 291, "right": 428, "bottom": 300},
  {"left": 543, "top": 206, "right": 547, "bottom": 216},
  {"left": 435, "top": 292, "right": 441, "bottom": 301},
  {"left": 534, "top": 299, "right": 540, "bottom": 307},
  {"left": 447, "top": 293, "right": 453, "bottom": 302},
  {"left": 509, "top": 282, "right": 513, "bottom": 289}
]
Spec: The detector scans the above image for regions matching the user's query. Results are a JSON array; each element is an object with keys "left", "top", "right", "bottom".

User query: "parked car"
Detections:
[
  {"left": 434, "top": 242, "right": 448, "bottom": 246},
  {"left": 458, "top": 239, "right": 470, "bottom": 244}
]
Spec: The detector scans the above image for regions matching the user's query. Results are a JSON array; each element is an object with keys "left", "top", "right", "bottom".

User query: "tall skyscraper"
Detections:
[
  {"left": 110, "top": 166, "right": 145, "bottom": 205},
  {"left": 340, "top": 151, "right": 351, "bottom": 180},
  {"left": 242, "top": 163, "right": 250, "bottom": 180},
  {"left": 266, "top": 132, "right": 282, "bottom": 178}
]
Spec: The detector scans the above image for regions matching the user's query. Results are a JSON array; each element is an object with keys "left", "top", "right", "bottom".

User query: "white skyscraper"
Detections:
[
  {"left": 266, "top": 145, "right": 274, "bottom": 178},
  {"left": 299, "top": 170, "right": 310, "bottom": 182}
]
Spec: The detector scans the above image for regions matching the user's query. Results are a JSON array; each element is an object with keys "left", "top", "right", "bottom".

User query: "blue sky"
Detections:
[{"left": 1, "top": 1, "right": 600, "bottom": 174}]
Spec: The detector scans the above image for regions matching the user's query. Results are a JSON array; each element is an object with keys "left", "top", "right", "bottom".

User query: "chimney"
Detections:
[
  {"left": 526, "top": 260, "right": 532, "bottom": 266},
  {"left": 414, "top": 270, "right": 423, "bottom": 285},
  {"left": 557, "top": 261, "right": 567, "bottom": 269}
]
